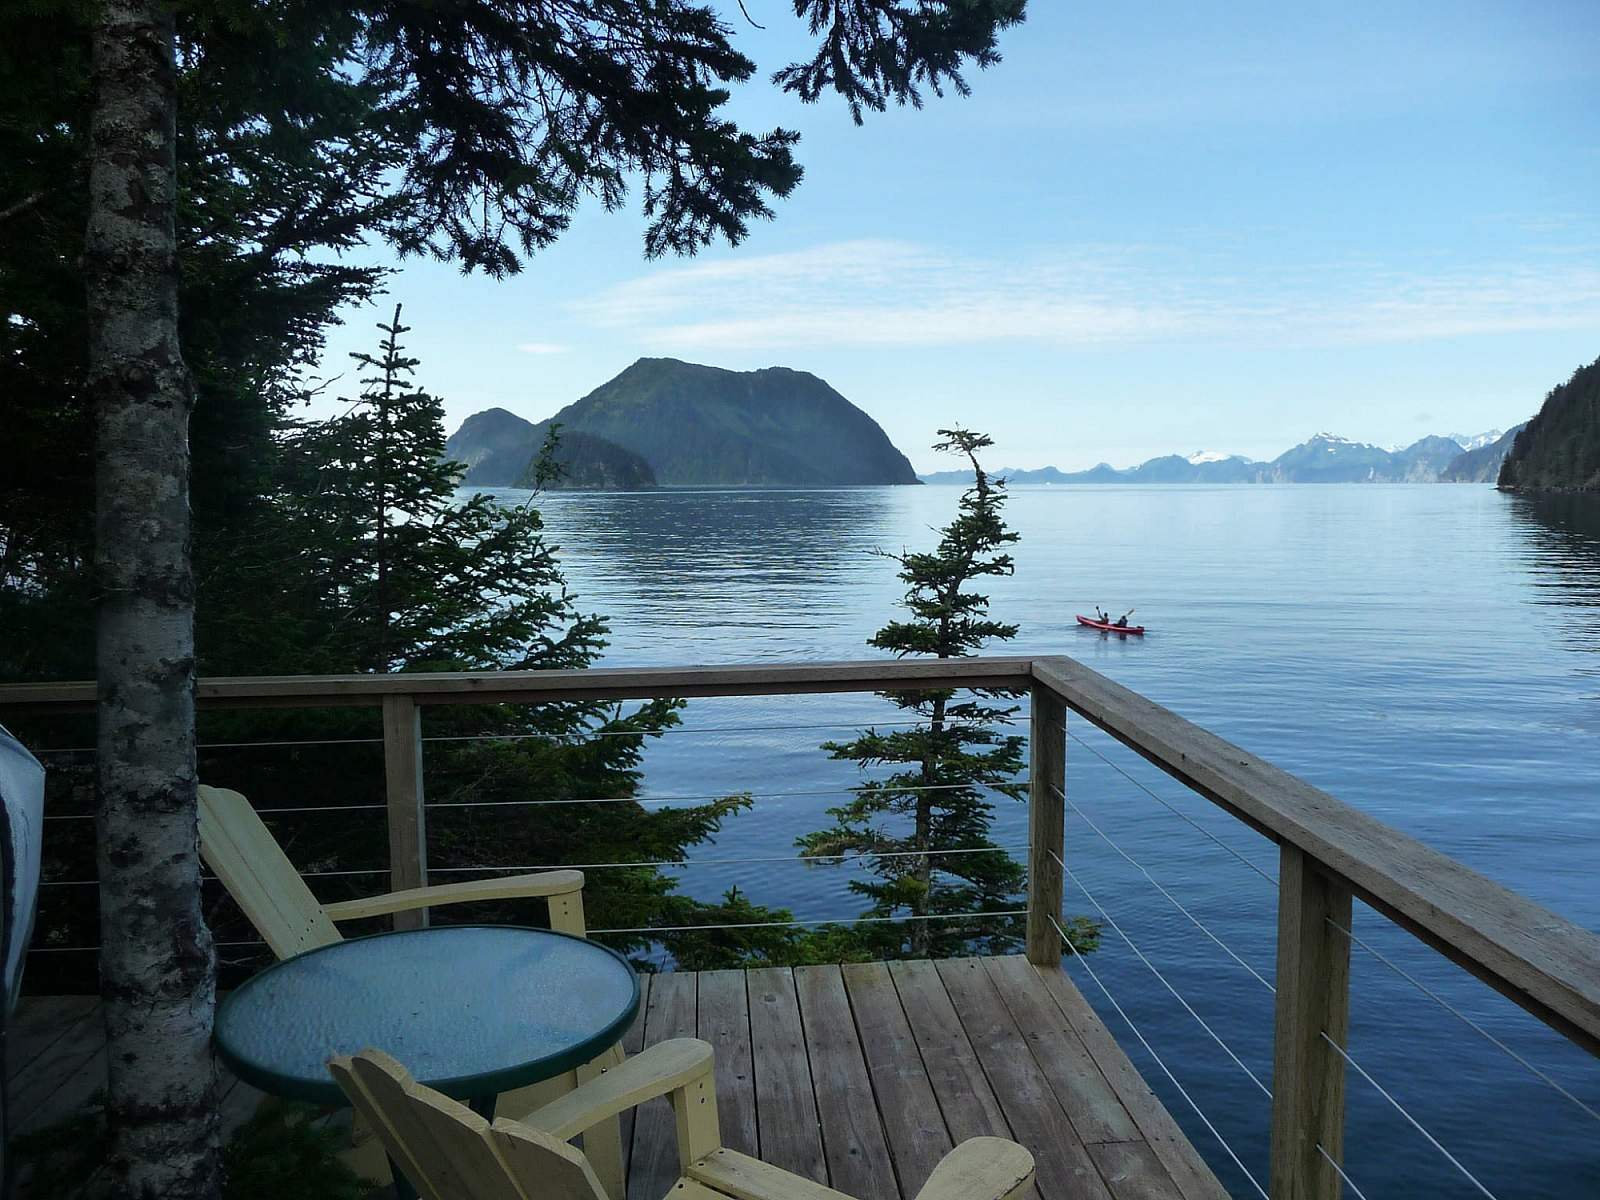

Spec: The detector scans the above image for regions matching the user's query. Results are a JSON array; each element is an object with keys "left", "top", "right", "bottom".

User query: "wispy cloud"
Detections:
[
  {"left": 574, "top": 239, "right": 1600, "bottom": 353},
  {"left": 516, "top": 341, "right": 568, "bottom": 355}
]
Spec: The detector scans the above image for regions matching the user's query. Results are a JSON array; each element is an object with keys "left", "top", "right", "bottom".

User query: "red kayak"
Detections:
[{"left": 1076, "top": 614, "right": 1145, "bottom": 635}]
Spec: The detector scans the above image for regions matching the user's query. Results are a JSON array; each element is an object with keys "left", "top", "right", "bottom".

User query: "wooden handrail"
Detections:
[
  {"left": 0, "top": 656, "right": 1037, "bottom": 714},
  {"left": 1028, "top": 654, "right": 1600, "bottom": 1055},
  {"left": 8, "top": 651, "right": 1596, "bottom": 1060}
]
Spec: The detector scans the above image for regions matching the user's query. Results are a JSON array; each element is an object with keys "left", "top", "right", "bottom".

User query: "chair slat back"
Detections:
[
  {"left": 331, "top": 1050, "right": 566, "bottom": 1200},
  {"left": 328, "top": 1053, "right": 441, "bottom": 1197},
  {"left": 197, "top": 785, "right": 340, "bottom": 958},
  {"left": 490, "top": 1119, "right": 610, "bottom": 1200}
]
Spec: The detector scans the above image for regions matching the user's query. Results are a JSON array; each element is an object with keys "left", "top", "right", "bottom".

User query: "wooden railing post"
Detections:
[
  {"left": 1270, "top": 844, "right": 1352, "bottom": 1199},
  {"left": 1026, "top": 684, "right": 1066, "bottom": 966},
  {"left": 381, "top": 694, "right": 427, "bottom": 930}
]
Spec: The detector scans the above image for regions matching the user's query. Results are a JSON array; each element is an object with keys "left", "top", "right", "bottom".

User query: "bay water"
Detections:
[{"left": 494, "top": 482, "right": 1600, "bottom": 1198}]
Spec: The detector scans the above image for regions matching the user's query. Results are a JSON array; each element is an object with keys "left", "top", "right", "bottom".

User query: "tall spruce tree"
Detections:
[
  {"left": 190, "top": 311, "right": 797, "bottom": 971},
  {"left": 799, "top": 429, "right": 1029, "bottom": 957},
  {"left": 3, "top": 4, "right": 1031, "bottom": 1193}
]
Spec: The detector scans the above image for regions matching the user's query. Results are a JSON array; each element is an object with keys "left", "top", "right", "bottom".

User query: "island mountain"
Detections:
[
  {"left": 1498, "top": 357, "right": 1600, "bottom": 492},
  {"left": 446, "top": 358, "right": 918, "bottom": 488},
  {"left": 921, "top": 431, "right": 1518, "bottom": 486},
  {"left": 446, "top": 408, "right": 656, "bottom": 490}
]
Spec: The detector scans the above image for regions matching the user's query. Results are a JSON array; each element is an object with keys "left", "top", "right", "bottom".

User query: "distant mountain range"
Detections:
[
  {"left": 919, "top": 430, "right": 1525, "bottom": 486},
  {"left": 446, "top": 358, "right": 919, "bottom": 489},
  {"left": 1439, "top": 425, "right": 1526, "bottom": 482}
]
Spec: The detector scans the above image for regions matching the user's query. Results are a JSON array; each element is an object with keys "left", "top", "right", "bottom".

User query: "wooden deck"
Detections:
[{"left": 10, "top": 957, "right": 1227, "bottom": 1200}]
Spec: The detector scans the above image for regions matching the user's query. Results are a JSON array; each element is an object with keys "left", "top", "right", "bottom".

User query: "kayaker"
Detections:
[
  {"left": 1114, "top": 609, "right": 1134, "bottom": 628},
  {"left": 1095, "top": 606, "right": 1110, "bottom": 624}
]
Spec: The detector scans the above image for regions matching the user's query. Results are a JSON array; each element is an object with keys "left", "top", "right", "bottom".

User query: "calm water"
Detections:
[{"left": 494, "top": 482, "right": 1600, "bottom": 1199}]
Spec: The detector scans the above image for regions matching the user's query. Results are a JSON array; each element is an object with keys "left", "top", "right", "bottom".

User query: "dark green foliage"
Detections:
[
  {"left": 10, "top": 1093, "right": 379, "bottom": 1200},
  {"left": 779, "top": 1, "right": 1027, "bottom": 124},
  {"left": 221, "top": 1102, "right": 378, "bottom": 1200},
  {"left": 1498, "top": 357, "right": 1600, "bottom": 492},
  {"left": 798, "top": 429, "right": 1040, "bottom": 958},
  {"left": 444, "top": 417, "right": 661, "bottom": 492},
  {"left": 484, "top": 357, "right": 922, "bottom": 487},
  {"left": 514, "top": 429, "right": 657, "bottom": 491},
  {"left": 267, "top": 306, "right": 605, "bottom": 674},
  {"left": 0, "top": 0, "right": 1017, "bottom": 677}
]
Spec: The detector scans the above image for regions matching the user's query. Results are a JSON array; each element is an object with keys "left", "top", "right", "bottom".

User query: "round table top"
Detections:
[{"left": 214, "top": 925, "right": 639, "bottom": 1106}]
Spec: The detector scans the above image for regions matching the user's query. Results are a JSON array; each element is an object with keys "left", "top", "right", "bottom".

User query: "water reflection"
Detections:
[
  {"left": 493, "top": 487, "right": 906, "bottom": 661},
  {"left": 1505, "top": 492, "right": 1600, "bottom": 667}
]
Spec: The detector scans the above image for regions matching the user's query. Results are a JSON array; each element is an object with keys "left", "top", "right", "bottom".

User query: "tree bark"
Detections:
[{"left": 86, "top": 2, "right": 220, "bottom": 1197}]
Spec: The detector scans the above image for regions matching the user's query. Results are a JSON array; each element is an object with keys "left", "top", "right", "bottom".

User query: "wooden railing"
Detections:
[{"left": 6, "top": 653, "right": 1599, "bottom": 1200}]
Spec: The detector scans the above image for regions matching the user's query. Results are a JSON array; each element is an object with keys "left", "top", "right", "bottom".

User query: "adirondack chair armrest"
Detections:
[
  {"left": 322, "top": 869, "right": 585, "bottom": 921},
  {"left": 911, "top": 1138, "right": 1035, "bottom": 1200},
  {"left": 508, "top": 1038, "right": 716, "bottom": 1140}
]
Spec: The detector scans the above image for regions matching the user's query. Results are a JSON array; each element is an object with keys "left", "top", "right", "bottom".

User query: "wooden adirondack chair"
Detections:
[
  {"left": 197, "top": 784, "right": 617, "bottom": 1193},
  {"left": 329, "top": 1039, "right": 1037, "bottom": 1200},
  {"left": 196, "top": 784, "right": 588, "bottom": 957}
]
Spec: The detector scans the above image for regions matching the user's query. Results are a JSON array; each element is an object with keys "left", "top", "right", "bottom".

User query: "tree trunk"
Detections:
[{"left": 86, "top": 2, "right": 220, "bottom": 1197}]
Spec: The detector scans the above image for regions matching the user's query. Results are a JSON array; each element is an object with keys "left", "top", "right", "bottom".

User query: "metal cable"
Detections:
[
  {"left": 1317, "top": 1143, "right": 1371, "bottom": 1200},
  {"left": 589, "top": 909, "right": 1027, "bottom": 936},
  {"left": 422, "top": 718, "right": 937, "bottom": 744},
  {"left": 426, "top": 782, "right": 988, "bottom": 809},
  {"left": 31, "top": 939, "right": 265, "bottom": 953},
  {"left": 1320, "top": 1031, "right": 1499, "bottom": 1199},
  {"left": 31, "top": 717, "right": 947, "bottom": 756},
  {"left": 1066, "top": 732, "right": 1278, "bottom": 886},
  {"left": 40, "top": 843, "right": 1032, "bottom": 887},
  {"left": 1052, "top": 849, "right": 1272, "bottom": 1098},
  {"left": 1327, "top": 917, "right": 1600, "bottom": 1128},
  {"left": 1053, "top": 785, "right": 1276, "bottom": 995},
  {"left": 1048, "top": 911, "right": 1269, "bottom": 1200}
]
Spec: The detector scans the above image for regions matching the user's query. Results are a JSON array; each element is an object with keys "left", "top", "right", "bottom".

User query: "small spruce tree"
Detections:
[
  {"left": 196, "top": 307, "right": 796, "bottom": 969},
  {"left": 799, "top": 428, "right": 1031, "bottom": 958}
]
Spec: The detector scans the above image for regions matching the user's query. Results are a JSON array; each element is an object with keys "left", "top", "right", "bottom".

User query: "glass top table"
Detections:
[{"left": 214, "top": 925, "right": 640, "bottom": 1108}]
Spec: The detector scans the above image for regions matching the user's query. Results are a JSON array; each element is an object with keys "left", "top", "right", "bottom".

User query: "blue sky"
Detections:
[{"left": 311, "top": 0, "right": 1600, "bottom": 472}]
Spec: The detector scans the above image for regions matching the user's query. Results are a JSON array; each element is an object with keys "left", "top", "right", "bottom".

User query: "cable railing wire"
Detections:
[
  {"left": 41, "top": 781, "right": 990, "bottom": 824},
  {"left": 1052, "top": 783, "right": 1276, "bottom": 996},
  {"left": 1328, "top": 917, "right": 1600, "bottom": 1128},
  {"left": 1317, "top": 1143, "right": 1371, "bottom": 1200},
  {"left": 39, "top": 843, "right": 1032, "bottom": 888},
  {"left": 1320, "top": 1030, "right": 1500, "bottom": 1200},
  {"left": 30, "top": 716, "right": 951, "bottom": 757},
  {"left": 1066, "top": 731, "right": 1278, "bottom": 886},
  {"left": 587, "top": 909, "right": 1027, "bottom": 936},
  {"left": 1047, "top": 911, "right": 1269, "bottom": 1200},
  {"left": 1051, "top": 849, "right": 1272, "bottom": 1099}
]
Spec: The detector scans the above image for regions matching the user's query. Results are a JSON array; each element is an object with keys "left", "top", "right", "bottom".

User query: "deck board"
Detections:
[
  {"left": 982, "top": 955, "right": 1142, "bottom": 1145},
  {"left": 11, "top": 958, "right": 1230, "bottom": 1200},
  {"left": 746, "top": 965, "right": 828, "bottom": 1185},
  {"left": 839, "top": 962, "right": 953, "bottom": 1197},
  {"left": 794, "top": 965, "right": 899, "bottom": 1200},
  {"left": 1035, "top": 964, "right": 1231, "bottom": 1200},
  {"left": 628, "top": 971, "right": 698, "bottom": 1200},
  {"left": 936, "top": 957, "right": 1113, "bottom": 1200},
  {"left": 697, "top": 969, "right": 758, "bottom": 1158},
  {"left": 886, "top": 958, "right": 1044, "bottom": 1200}
]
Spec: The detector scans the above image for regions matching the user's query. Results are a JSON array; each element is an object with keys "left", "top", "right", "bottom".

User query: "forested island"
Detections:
[
  {"left": 1498, "top": 357, "right": 1600, "bottom": 492},
  {"left": 448, "top": 357, "right": 920, "bottom": 488}
]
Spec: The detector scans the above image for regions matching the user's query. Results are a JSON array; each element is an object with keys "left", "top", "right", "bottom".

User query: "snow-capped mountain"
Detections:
[
  {"left": 1447, "top": 430, "right": 1505, "bottom": 452},
  {"left": 919, "top": 430, "right": 1524, "bottom": 484}
]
